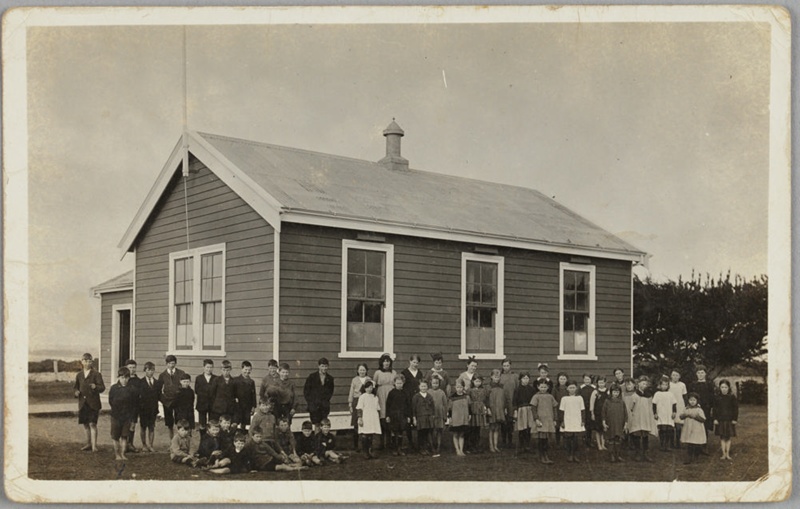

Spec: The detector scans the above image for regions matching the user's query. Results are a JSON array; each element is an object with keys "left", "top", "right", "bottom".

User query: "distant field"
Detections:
[{"left": 28, "top": 381, "right": 76, "bottom": 405}]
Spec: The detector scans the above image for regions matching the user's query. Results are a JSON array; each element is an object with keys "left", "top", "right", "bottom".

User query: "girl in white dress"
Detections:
[{"left": 356, "top": 380, "right": 382, "bottom": 459}]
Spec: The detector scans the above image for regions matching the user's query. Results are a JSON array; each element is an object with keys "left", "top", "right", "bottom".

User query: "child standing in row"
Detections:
[
  {"left": 210, "top": 360, "right": 237, "bottom": 423},
  {"left": 713, "top": 380, "right": 738, "bottom": 461},
  {"left": 138, "top": 361, "right": 160, "bottom": 452},
  {"left": 74, "top": 353, "right": 105, "bottom": 453},
  {"left": 487, "top": 368, "right": 507, "bottom": 453},
  {"left": 552, "top": 372, "right": 569, "bottom": 448},
  {"left": 425, "top": 353, "right": 452, "bottom": 396},
  {"left": 668, "top": 369, "right": 688, "bottom": 448},
  {"left": 467, "top": 376, "right": 489, "bottom": 453},
  {"left": 385, "top": 375, "right": 411, "bottom": 456},
  {"left": 559, "top": 380, "right": 585, "bottom": 463},
  {"left": 356, "top": 380, "right": 382, "bottom": 459},
  {"left": 680, "top": 392, "right": 707, "bottom": 464},
  {"left": 448, "top": 382, "right": 471, "bottom": 456},
  {"left": 175, "top": 373, "right": 196, "bottom": 430},
  {"left": 652, "top": 375, "right": 677, "bottom": 452},
  {"left": 348, "top": 363, "right": 372, "bottom": 451},
  {"left": 373, "top": 354, "right": 396, "bottom": 450},
  {"left": 602, "top": 384, "right": 628, "bottom": 462},
  {"left": 108, "top": 367, "right": 137, "bottom": 461},
  {"left": 513, "top": 372, "right": 535, "bottom": 454},
  {"left": 589, "top": 376, "right": 609, "bottom": 451},
  {"left": 194, "top": 359, "right": 216, "bottom": 434},
  {"left": 579, "top": 374, "right": 595, "bottom": 447},
  {"left": 412, "top": 380, "right": 436, "bottom": 455},
  {"left": 499, "top": 359, "right": 519, "bottom": 449},
  {"left": 428, "top": 375, "right": 449, "bottom": 457},
  {"left": 531, "top": 378, "right": 558, "bottom": 464},
  {"left": 234, "top": 361, "right": 257, "bottom": 430},
  {"left": 629, "top": 375, "right": 658, "bottom": 462}
]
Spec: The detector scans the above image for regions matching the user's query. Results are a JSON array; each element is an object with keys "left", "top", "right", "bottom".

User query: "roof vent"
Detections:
[{"left": 378, "top": 119, "right": 409, "bottom": 171}]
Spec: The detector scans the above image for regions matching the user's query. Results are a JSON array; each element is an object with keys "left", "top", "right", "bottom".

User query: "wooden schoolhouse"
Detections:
[{"left": 96, "top": 121, "right": 647, "bottom": 428}]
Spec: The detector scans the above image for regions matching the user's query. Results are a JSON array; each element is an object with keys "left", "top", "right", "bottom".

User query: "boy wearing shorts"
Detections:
[
  {"left": 74, "top": 353, "right": 105, "bottom": 452},
  {"left": 138, "top": 361, "right": 160, "bottom": 452},
  {"left": 108, "top": 367, "right": 138, "bottom": 460}
]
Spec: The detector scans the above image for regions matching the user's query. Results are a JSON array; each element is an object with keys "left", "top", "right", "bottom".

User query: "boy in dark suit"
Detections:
[
  {"left": 210, "top": 360, "right": 237, "bottom": 423},
  {"left": 74, "top": 353, "right": 105, "bottom": 452},
  {"left": 123, "top": 359, "right": 142, "bottom": 453},
  {"left": 233, "top": 360, "right": 257, "bottom": 430},
  {"left": 175, "top": 373, "right": 196, "bottom": 430},
  {"left": 195, "top": 359, "right": 216, "bottom": 434},
  {"left": 138, "top": 361, "right": 161, "bottom": 452},
  {"left": 109, "top": 367, "right": 138, "bottom": 461},
  {"left": 303, "top": 358, "right": 335, "bottom": 433},
  {"left": 158, "top": 355, "right": 187, "bottom": 440}
]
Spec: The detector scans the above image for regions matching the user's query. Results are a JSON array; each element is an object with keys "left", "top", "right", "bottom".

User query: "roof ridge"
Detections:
[{"left": 196, "top": 131, "right": 380, "bottom": 167}]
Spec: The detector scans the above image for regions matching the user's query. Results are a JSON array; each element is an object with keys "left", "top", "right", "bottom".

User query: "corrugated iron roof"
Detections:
[
  {"left": 92, "top": 270, "right": 133, "bottom": 296},
  {"left": 197, "top": 132, "right": 644, "bottom": 257}
]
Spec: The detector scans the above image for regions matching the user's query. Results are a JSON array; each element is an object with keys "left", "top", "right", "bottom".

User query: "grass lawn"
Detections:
[
  {"left": 28, "top": 381, "right": 76, "bottom": 405},
  {"left": 28, "top": 405, "right": 767, "bottom": 482}
]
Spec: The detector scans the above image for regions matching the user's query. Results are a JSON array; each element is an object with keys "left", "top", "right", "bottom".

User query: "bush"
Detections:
[{"left": 737, "top": 380, "right": 767, "bottom": 405}]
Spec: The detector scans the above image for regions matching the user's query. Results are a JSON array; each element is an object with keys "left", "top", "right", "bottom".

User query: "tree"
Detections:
[{"left": 633, "top": 272, "right": 767, "bottom": 379}]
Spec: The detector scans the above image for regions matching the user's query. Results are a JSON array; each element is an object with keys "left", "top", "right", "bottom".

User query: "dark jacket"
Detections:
[
  {"left": 234, "top": 376, "right": 257, "bottom": 419},
  {"left": 210, "top": 376, "right": 237, "bottom": 416},
  {"left": 195, "top": 373, "right": 217, "bottom": 412},
  {"left": 303, "top": 372, "right": 335, "bottom": 416},
  {"left": 158, "top": 368, "right": 187, "bottom": 407},
  {"left": 74, "top": 369, "right": 105, "bottom": 411},
  {"left": 175, "top": 387, "right": 196, "bottom": 426},
  {"left": 138, "top": 376, "right": 161, "bottom": 417},
  {"left": 108, "top": 382, "right": 138, "bottom": 422}
]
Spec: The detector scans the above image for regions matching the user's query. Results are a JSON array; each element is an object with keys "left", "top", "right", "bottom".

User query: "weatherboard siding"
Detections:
[
  {"left": 133, "top": 159, "right": 274, "bottom": 380},
  {"left": 278, "top": 223, "right": 633, "bottom": 414},
  {"left": 98, "top": 289, "right": 133, "bottom": 381}
]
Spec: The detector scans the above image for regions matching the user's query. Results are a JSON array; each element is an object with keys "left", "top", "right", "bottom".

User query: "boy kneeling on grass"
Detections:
[
  {"left": 108, "top": 366, "right": 138, "bottom": 461},
  {"left": 170, "top": 419, "right": 200, "bottom": 467},
  {"left": 246, "top": 426, "right": 308, "bottom": 472}
]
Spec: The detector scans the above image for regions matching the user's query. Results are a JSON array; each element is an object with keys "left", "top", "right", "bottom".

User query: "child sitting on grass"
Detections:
[
  {"left": 249, "top": 398, "right": 277, "bottom": 442},
  {"left": 207, "top": 432, "right": 250, "bottom": 474},
  {"left": 296, "top": 420, "right": 322, "bottom": 466},
  {"left": 218, "top": 415, "right": 235, "bottom": 452},
  {"left": 108, "top": 366, "right": 138, "bottom": 461},
  {"left": 275, "top": 417, "right": 303, "bottom": 465},
  {"left": 197, "top": 419, "right": 226, "bottom": 467},
  {"left": 246, "top": 427, "right": 307, "bottom": 472},
  {"left": 316, "top": 418, "right": 347, "bottom": 463},
  {"left": 170, "top": 419, "right": 200, "bottom": 467}
]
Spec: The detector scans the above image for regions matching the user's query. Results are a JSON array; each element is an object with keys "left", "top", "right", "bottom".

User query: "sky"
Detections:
[{"left": 23, "top": 20, "right": 772, "bottom": 357}]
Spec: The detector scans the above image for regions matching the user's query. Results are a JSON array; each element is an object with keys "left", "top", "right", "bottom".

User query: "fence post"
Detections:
[{"left": 53, "top": 359, "right": 59, "bottom": 380}]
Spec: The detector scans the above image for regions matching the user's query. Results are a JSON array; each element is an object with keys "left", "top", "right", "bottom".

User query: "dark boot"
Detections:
[
  {"left": 396, "top": 435, "right": 405, "bottom": 456},
  {"left": 642, "top": 436, "right": 654, "bottom": 462}
]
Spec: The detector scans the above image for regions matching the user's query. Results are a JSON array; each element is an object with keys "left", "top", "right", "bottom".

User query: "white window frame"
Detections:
[
  {"left": 460, "top": 252, "right": 505, "bottom": 360},
  {"left": 339, "top": 239, "right": 394, "bottom": 358},
  {"left": 558, "top": 262, "right": 597, "bottom": 361},
  {"left": 168, "top": 242, "right": 227, "bottom": 356}
]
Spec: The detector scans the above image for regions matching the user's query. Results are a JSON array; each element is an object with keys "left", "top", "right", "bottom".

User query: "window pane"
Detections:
[
  {"left": 573, "top": 331, "right": 588, "bottom": 353},
  {"left": 212, "top": 253, "right": 222, "bottom": 276},
  {"left": 467, "top": 262, "right": 480, "bottom": 284},
  {"left": 573, "top": 313, "right": 587, "bottom": 332},
  {"left": 564, "top": 330, "right": 575, "bottom": 353},
  {"left": 212, "top": 279, "right": 223, "bottom": 301},
  {"left": 175, "top": 259, "right": 185, "bottom": 281},
  {"left": 202, "top": 279, "right": 213, "bottom": 301},
  {"left": 202, "top": 255, "right": 213, "bottom": 279},
  {"left": 575, "top": 272, "right": 587, "bottom": 291},
  {"left": 479, "top": 308, "right": 494, "bottom": 328},
  {"left": 365, "top": 251, "right": 384, "bottom": 276},
  {"left": 564, "top": 271, "right": 576, "bottom": 291},
  {"left": 466, "top": 327, "right": 480, "bottom": 351},
  {"left": 347, "top": 300, "right": 363, "bottom": 322},
  {"left": 479, "top": 326, "right": 495, "bottom": 352},
  {"left": 363, "top": 302, "right": 382, "bottom": 323},
  {"left": 563, "top": 313, "right": 574, "bottom": 332},
  {"left": 563, "top": 290, "right": 575, "bottom": 311},
  {"left": 481, "top": 284, "right": 496, "bottom": 306},
  {"left": 347, "top": 322, "right": 383, "bottom": 351},
  {"left": 467, "top": 283, "right": 479, "bottom": 304},
  {"left": 348, "top": 274, "right": 366, "bottom": 298},
  {"left": 348, "top": 249, "right": 365, "bottom": 274},
  {"left": 481, "top": 263, "right": 497, "bottom": 285},
  {"left": 576, "top": 292, "right": 588, "bottom": 312},
  {"left": 365, "top": 275, "right": 384, "bottom": 299}
]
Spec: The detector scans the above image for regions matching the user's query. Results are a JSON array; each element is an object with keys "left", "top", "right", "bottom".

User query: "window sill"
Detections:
[
  {"left": 458, "top": 353, "right": 505, "bottom": 361},
  {"left": 338, "top": 351, "right": 395, "bottom": 360},
  {"left": 166, "top": 350, "right": 227, "bottom": 358},
  {"left": 557, "top": 354, "right": 598, "bottom": 361}
]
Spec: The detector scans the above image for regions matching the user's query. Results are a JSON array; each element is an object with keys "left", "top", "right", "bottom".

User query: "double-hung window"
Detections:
[
  {"left": 460, "top": 252, "right": 504, "bottom": 360},
  {"left": 558, "top": 262, "right": 596, "bottom": 360},
  {"left": 169, "top": 243, "right": 226, "bottom": 355},
  {"left": 340, "top": 240, "right": 394, "bottom": 357}
]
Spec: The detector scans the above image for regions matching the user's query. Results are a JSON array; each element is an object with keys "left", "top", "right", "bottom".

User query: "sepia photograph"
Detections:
[{"left": 3, "top": 4, "right": 792, "bottom": 504}]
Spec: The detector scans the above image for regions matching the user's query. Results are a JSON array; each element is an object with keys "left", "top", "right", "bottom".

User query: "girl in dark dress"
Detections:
[
  {"left": 713, "top": 379, "right": 739, "bottom": 461},
  {"left": 385, "top": 375, "right": 411, "bottom": 456}
]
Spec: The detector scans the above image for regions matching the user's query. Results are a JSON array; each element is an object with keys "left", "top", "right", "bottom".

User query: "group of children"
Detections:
[
  {"left": 345, "top": 355, "right": 739, "bottom": 466},
  {"left": 76, "top": 350, "right": 739, "bottom": 472}
]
